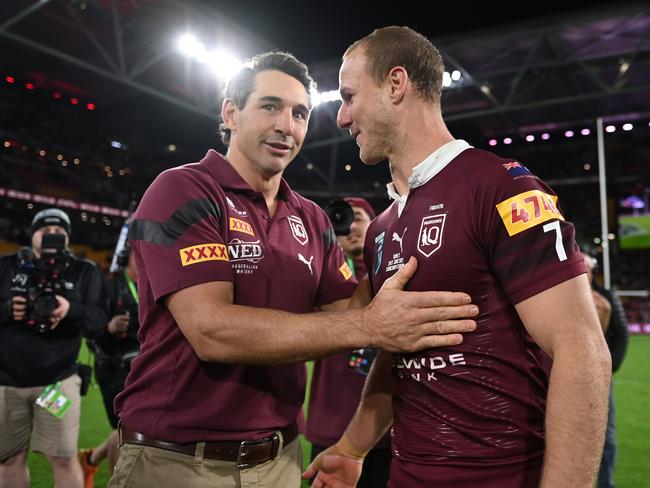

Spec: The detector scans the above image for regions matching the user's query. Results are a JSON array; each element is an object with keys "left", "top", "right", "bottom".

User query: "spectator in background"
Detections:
[
  {"left": 0, "top": 208, "right": 109, "bottom": 488},
  {"left": 79, "top": 248, "right": 140, "bottom": 488},
  {"left": 583, "top": 253, "right": 629, "bottom": 488},
  {"left": 307, "top": 197, "right": 392, "bottom": 487}
]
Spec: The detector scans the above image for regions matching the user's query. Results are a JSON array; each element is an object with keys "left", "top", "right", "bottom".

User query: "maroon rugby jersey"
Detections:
[
  {"left": 364, "top": 145, "right": 586, "bottom": 487},
  {"left": 307, "top": 257, "right": 388, "bottom": 449},
  {"left": 115, "top": 150, "right": 356, "bottom": 443}
]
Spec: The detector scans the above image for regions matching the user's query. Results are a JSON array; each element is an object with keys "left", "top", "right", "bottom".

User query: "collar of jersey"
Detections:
[
  {"left": 386, "top": 139, "right": 472, "bottom": 204},
  {"left": 202, "top": 149, "right": 298, "bottom": 206}
]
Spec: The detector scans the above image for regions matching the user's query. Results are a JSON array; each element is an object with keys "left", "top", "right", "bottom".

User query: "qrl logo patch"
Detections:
[
  {"left": 229, "top": 217, "right": 255, "bottom": 236},
  {"left": 339, "top": 262, "right": 353, "bottom": 280},
  {"left": 288, "top": 215, "right": 309, "bottom": 246},
  {"left": 179, "top": 243, "right": 228, "bottom": 266},
  {"left": 496, "top": 190, "right": 564, "bottom": 236},
  {"left": 417, "top": 214, "right": 446, "bottom": 258}
]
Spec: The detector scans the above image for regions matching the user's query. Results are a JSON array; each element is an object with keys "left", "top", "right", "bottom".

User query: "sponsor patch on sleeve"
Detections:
[
  {"left": 229, "top": 217, "right": 255, "bottom": 236},
  {"left": 179, "top": 243, "right": 229, "bottom": 266},
  {"left": 339, "top": 262, "right": 353, "bottom": 280},
  {"left": 496, "top": 190, "right": 564, "bottom": 236}
]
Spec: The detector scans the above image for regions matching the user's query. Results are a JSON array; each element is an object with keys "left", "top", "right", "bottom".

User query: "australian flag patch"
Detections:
[{"left": 502, "top": 161, "right": 532, "bottom": 177}]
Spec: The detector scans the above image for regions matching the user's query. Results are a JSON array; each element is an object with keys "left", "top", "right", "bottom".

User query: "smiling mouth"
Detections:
[{"left": 265, "top": 140, "right": 292, "bottom": 150}]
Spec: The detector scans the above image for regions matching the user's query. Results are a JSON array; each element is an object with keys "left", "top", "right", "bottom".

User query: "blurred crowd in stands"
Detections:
[{"left": 1, "top": 74, "right": 649, "bottom": 293}]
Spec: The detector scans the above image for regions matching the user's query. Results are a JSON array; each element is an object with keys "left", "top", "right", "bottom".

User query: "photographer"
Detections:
[
  {"left": 0, "top": 208, "right": 109, "bottom": 488},
  {"left": 79, "top": 247, "right": 139, "bottom": 487}
]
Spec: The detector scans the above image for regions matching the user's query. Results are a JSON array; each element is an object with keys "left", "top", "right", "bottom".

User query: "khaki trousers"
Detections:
[{"left": 108, "top": 436, "right": 302, "bottom": 488}]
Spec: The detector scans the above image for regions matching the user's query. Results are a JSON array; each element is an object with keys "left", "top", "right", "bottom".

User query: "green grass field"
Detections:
[{"left": 26, "top": 337, "right": 650, "bottom": 487}]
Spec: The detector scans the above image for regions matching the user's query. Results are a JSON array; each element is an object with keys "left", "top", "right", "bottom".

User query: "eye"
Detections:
[
  {"left": 261, "top": 103, "right": 277, "bottom": 112},
  {"left": 293, "top": 110, "right": 307, "bottom": 120}
]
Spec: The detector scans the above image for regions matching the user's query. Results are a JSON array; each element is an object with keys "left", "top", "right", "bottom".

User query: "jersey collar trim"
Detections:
[
  {"left": 386, "top": 139, "right": 472, "bottom": 201},
  {"left": 202, "top": 149, "right": 299, "bottom": 207}
]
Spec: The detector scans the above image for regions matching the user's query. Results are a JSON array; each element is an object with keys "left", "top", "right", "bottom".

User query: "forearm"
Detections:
[
  {"left": 540, "top": 343, "right": 611, "bottom": 488},
  {"left": 191, "top": 304, "right": 369, "bottom": 364},
  {"left": 339, "top": 350, "right": 395, "bottom": 454}
]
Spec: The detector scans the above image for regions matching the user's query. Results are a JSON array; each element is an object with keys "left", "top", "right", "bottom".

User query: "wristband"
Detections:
[{"left": 335, "top": 435, "right": 369, "bottom": 460}]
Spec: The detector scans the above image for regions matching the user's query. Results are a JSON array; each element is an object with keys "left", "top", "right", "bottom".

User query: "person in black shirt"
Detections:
[{"left": 0, "top": 208, "right": 109, "bottom": 488}]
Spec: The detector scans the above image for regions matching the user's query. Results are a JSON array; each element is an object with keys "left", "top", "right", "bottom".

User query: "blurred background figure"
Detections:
[
  {"left": 583, "top": 252, "right": 629, "bottom": 488},
  {"left": 79, "top": 246, "right": 139, "bottom": 488},
  {"left": 0, "top": 208, "right": 109, "bottom": 488},
  {"left": 306, "top": 196, "right": 392, "bottom": 488}
]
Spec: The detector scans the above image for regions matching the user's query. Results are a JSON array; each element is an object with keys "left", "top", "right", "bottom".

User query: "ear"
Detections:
[
  {"left": 221, "top": 98, "right": 238, "bottom": 131},
  {"left": 387, "top": 66, "right": 408, "bottom": 103}
]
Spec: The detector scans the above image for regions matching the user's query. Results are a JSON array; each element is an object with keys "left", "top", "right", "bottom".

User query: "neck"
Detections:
[
  {"left": 388, "top": 106, "right": 454, "bottom": 196},
  {"left": 225, "top": 149, "right": 283, "bottom": 216}
]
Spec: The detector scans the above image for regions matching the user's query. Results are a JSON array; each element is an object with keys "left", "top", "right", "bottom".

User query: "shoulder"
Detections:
[{"left": 137, "top": 162, "right": 223, "bottom": 221}]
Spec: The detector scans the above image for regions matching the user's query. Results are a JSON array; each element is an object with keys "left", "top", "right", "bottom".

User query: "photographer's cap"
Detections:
[
  {"left": 31, "top": 208, "right": 71, "bottom": 236},
  {"left": 343, "top": 197, "right": 376, "bottom": 219}
]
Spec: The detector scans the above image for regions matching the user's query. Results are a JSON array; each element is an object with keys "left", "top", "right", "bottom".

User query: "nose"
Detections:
[
  {"left": 275, "top": 108, "right": 294, "bottom": 135},
  {"left": 337, "top": 102, "right": 351, "bottom": 129}
]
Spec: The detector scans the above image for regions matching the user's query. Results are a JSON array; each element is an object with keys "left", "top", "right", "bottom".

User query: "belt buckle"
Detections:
[{"left": 237, "top": 437, "right": 272, "bottom": 469}]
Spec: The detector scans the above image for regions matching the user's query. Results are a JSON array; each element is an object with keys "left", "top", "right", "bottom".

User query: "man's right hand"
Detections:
[
  {"left": 108, "top": 314, "right": 130, "bottom": 338},
  {"left": 362, "top": 256, "right": 478, "bottom": 352},
  {"left": 11, "top": 296, "right": 27, "bottom": 321}
]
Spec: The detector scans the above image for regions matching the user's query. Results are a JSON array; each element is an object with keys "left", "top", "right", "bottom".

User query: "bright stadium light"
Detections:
[
  {"left": 451, "top": 70, "right": 461, "bottom": 81},
  {"left": 442, "top": 71, "right": 452, "bottom": 87},
  {"left": 206, "top": 50, "right": 243, "bottom": 80},
  {"left": 177, "top": 34, "right": 205, "bottom": 59}
]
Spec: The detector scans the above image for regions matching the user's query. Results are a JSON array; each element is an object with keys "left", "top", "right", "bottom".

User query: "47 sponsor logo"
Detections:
[
  {"left": 394, "top": 352, "right": 467, "bottom": 383},
  {"left": 496, "top": 189, "right": 564, "bottom": 236},
  {"left": 179, "top": 243, "right": 228, "bottom": 266}
]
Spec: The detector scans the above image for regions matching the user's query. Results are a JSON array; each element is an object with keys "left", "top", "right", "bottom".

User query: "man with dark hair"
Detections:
[
  {"left": 0, "top": 208, "right": 109, "bottom": 488},
  {"left": 110, "top": 51, "right": 478, "bottom": 487},
  {"left": 305, "top": 26, "right": 611, "bottom": 488}
]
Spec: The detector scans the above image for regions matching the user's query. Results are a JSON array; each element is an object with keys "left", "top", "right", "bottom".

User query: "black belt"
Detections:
[{"left": 119, "top": 423, "right": 298, "bottom": 468}]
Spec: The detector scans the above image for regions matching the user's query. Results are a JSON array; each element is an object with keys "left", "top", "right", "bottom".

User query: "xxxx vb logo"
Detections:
[
  {"left": 179, "top": 243, "right": 228, "bottom": 266},
  {"left": 229, "top": 217, "right": 255, "bottom": 236}
]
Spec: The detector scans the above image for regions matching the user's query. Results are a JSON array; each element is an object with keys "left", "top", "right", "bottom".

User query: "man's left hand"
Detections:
[{"left": 48, "top": 295, "right": 70, "bottom": 330}]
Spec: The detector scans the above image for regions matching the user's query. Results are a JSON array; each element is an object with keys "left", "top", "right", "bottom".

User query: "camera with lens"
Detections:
[
  {"left": 324, "top": 199, "right": 354, "bottom": 236},
  {"left": 10, "top": 234, "right": 72, "bottom": 333}
]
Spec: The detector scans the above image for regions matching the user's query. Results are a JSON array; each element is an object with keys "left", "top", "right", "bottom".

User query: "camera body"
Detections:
[
  {"left": 324, "top": 199, "right": 354, "bottom": 236},
  {"left": 11, "top": 234, "right": 71, "bottom": 333}
]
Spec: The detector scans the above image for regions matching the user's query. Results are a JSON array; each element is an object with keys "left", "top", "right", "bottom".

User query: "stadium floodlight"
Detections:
[
  {"left": 503, "top": 137, "right": 512, "bottom": 145},
  {"left": 622, "top": 123, "right": 633, "bottom": 131},
  {"left": 564, "top": 130, "right": 574, "bottom": 137},
  {"left": 177, "top": 34, "right": 205, "bottom": 59},
  {"left": 451, "top": 70, "right": 461, "bottom": 81},
  {"left": 442, "top": 71, "right": 452, "bottom": 87},
  {"left": 541, "top": 133, "right": 550, "bottom": 140},
  {"left": 488, "top": 139, "right": 497, "bottom": 146},
  {"left": 205, "top": 50, "right": 243, "bottom": 80},
  {"left": 605, "top": 125, "right": 616, "bottom": 133},
  {"left": 581, "top": 128, "right": 591, "bottom": 136},
  {"left": 525, "top": 135, "right": 535, "bottom": 142},
  {"left": 312, "top": 89, "right": 341, "bottom": 107}
]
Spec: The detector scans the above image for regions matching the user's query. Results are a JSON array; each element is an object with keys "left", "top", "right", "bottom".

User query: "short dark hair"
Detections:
[
  {"left": 219, "top": 51, "right": 316, "bottom": 146},
  {"left": 344, "top": 26, "right": 444, "bottom": 104}
]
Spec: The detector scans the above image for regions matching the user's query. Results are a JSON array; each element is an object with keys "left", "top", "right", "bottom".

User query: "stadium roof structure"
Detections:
[{"left": 1, "top": 0, "right": 649, "bottom": 200}]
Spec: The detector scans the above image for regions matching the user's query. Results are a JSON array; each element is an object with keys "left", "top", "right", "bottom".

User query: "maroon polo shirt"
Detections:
[
  {"left": 114, "top": 150, "right": 356, "bottom": 443},
  {"left": 364, "top": 148, "right": 586, "bottom": 487},
  {"left": 306, "top": 257, "right": 390, "bottom": 449}
]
